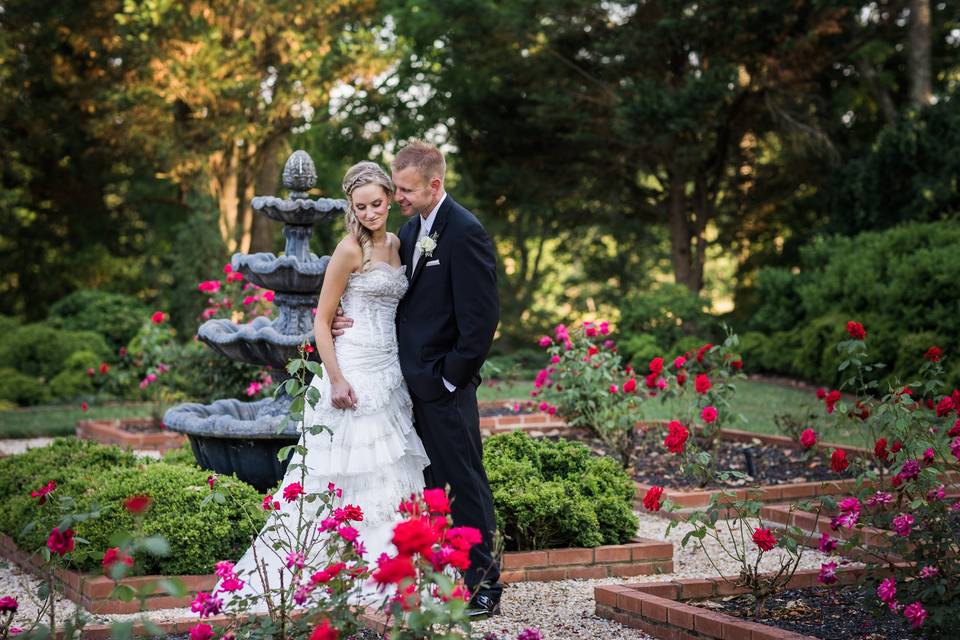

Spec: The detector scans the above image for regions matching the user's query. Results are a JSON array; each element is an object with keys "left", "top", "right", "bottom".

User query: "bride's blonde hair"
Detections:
[{"left": 341, "top": 161, "right": 394, "bottom": 272}]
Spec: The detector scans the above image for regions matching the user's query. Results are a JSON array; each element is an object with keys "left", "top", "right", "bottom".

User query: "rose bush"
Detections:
[
  {"left": 808, "top": 323, "right": 959, "bottom": 637},
  {"left": 531, "top": 321, "right": 650, "bottom": 467}
]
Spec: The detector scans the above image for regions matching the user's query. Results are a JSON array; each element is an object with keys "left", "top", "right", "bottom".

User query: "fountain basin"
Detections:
[
  {"left": 198, "top": 315, "right": 314, "bottom": 369},
  {"left": 232, "top": 252, "right": 330, "bottom": 293},
  {"left": 163, "top": 398, "right": 299, "bottom": 491},
  {"left": 251, "top": 196, "right": 346, "bottom": 226}
]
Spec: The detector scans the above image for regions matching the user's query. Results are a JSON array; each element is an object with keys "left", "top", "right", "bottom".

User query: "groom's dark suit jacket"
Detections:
[{"left": 396, "top": 195, "right": 499, "bottom": 401}]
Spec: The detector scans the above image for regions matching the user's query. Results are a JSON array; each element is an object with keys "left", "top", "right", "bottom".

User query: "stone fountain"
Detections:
[{"left": 164, "top": 150, "right": 346, "bottom": 491}]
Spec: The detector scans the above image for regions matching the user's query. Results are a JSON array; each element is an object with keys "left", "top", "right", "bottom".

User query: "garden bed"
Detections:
[
  {"left": 76, "top": 418, "right": 186, "bottom": 453},
  {"left": 706, "top": 583, "right": 913, "bottom": 639},
  {"left": 594, "top": 566, "right": 892, "bottom": 640}
]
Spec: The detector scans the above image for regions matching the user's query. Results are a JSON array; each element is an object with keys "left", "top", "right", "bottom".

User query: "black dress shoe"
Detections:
[{"left": 467, "top": 592, "right": 501, "bottom": 618}]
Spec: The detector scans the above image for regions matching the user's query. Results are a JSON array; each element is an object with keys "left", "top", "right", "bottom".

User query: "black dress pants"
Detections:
[{"left": 411, "top": 382, "right": 502, "bottom": 595}]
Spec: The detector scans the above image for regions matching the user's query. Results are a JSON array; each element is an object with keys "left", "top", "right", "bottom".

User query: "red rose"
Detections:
[
  {"left": 825, "top": 390, "right": 841, "bottom": 413},
  {"left": 47, "top": 527, "right": 75, "bottom": 556},
  {"left": 587, "top": 345, "right": 599, "bottom": 357},
  {"left": 752, "top": 527, "right": 777, "bottom": 552},
  {"left": 935, "top": 396, "right": 955, "bottom": 417},
  {"left": 830, "top": 449, "right": 849, "bottom": 473},
  {"left": 30, "top": 480, "right": 57, "bottom": 505},
  {"left": 643, "top": 486, "right": 664, "bottom": 512},
  {"left": 948, "top": 419, "right": 960, "bottom": 438},
  {"left": 102, "top": 547, "right": 134, "bottom": 572},
  {"left": 623, "top": 378, "right": 638, "bottom": 393},
  {"left": 649, "top": 357, "right": 664, "bottom": 375},
  {"left": 445, "top": 526, "right": 482, "bottom": 551},
  {"left": 310, "top": 620, "right": 340, "bottom": 640},
  {"left": 676, "top": 372, "right": 687, "bottom": 386},
  {"left": 0, "top": 596, "right": 17, "bottom": 613},
  {"left": 925, "top": 346, "right": 942, "bottom": 363},
  {"left": 261, "top": 494, "right": 280, "bottom": 511},
  {"left": 816, "top": 387, "right": 827, "bottom": 400},
  {"left": 392, "top": 517, "right": 439, "bottom": 556},
  {"left": 151, "top": 311, "right": 166, "bottom": 324},
  {"left": 339, "top": 504, "right": 365, "bottom": 522},
  {"left": 282, "top": 482, "right": 304, "bottom": 502},
  {"left": 799, "top": 429, "right": 817, "bottom": 449},
  {"left": 696, "top": 343, "right": 713, "bottom": 363},
  {"left": 846, "top": 321, "right": 866, "bottom": 340},
  {"left": 694, "top": 374, "right": 711, "bottom": 394},
  {"left": 98, "top": 362, "right": 109, "bottom": 375},
  {"left": 123, "top": 495, "right": 152, "bottom": 514},
  {"left": 890, "top": 440, "right": 903, "bottom": 454},
  {"left": 664, "top": 421, "right": 689, "bottom": 455},
  {"left": 854, "top": 401, "right": 870, "bottom": 421},
  {"left": 700, "top": 406, "right": 718, "bottom": 424},
  {"left": 874, "top": 438, "right": 889, "bottom": 461},
  {"left": 81, "top": 402, "right": 88, "bottom": 412},
  {"left": 372, "top": 553, "right": 416, "bottom": 585},
  {"left": 730, "top": 359, "right": 743, "bottom": 370}
]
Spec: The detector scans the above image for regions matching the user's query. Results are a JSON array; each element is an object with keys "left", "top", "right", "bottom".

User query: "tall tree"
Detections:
[{"left": 104, "top": 0, "right": 390, "bottom": 253}]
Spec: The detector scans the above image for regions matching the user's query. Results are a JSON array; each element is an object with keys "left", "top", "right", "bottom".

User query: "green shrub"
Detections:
[
  {"left": 0, "top": 438, "right": 139, "bottom": 500},
  {"left": 749, "top": 267, "right": 802, "bottom": 333},
  {"left": 0, "top": 439, "right": 264, "bottom": 575},
  {"left": 162, "top": 440, "right": 199, "bottom": 467},
  {"left": 47, "top": 369, "right": 94, "bottom": 401},
  {"left": 48, "top": 290, "right": 147, "bottom": 351},
  {"left": 0, "top": 367, "right": 49, "bottom": 406},
  {"left": 618, "top": 283, "right": 715, "bottom": 362},
  {"left": 621, "top": 334, "right": 661, "bottom": 368},
  {"left": 0, "top": 323, "right": 111, "bottom": 380},
  {"left": 484, "top": 432, "right": 638, "bottom": 551}
]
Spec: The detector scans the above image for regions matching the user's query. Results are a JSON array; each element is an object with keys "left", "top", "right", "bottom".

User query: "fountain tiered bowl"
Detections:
[{"left": 164, "top": 150, "right": 346, "bottom": 491}]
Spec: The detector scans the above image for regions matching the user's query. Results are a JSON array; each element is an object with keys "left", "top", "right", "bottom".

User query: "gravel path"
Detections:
[
  {"left": 1, "top": 512, "right": 841, "bottom": 639},
  {"left": 0, "top": 438, "right": 54, "bottom": 456}
]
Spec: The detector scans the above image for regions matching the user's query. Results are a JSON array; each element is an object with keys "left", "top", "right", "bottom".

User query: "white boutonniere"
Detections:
[{"left": 417, "top": 231, "right": 439, "bottom": 258}]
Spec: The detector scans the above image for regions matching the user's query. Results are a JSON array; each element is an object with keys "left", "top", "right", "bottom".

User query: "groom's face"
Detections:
[{"left": 393, "top": 167, "right": 440, "bottom": 218}]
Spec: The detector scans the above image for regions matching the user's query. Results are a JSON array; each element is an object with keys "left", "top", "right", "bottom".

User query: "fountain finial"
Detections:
[{"left": 282, "top": 150, "right": 317, "bottom": 198}]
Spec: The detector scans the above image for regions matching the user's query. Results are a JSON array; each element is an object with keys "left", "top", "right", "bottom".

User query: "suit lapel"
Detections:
[{"left": 409, "top": 195, "right": 453, "bottom": 289}]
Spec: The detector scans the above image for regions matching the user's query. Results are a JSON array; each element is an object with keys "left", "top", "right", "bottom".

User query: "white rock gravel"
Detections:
[
  {"left": 1, "top": 512, "right": 842, "bottom": 639},
  {"left": 0, "top": 438, "right": 54, "bottom": 457}
]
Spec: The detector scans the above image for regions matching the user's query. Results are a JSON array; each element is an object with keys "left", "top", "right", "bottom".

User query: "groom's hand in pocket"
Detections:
[{"left": 331, "top": 305, "right": 354, "bottom": 337}]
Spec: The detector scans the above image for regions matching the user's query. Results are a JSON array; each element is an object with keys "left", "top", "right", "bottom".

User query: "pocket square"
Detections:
[{"left": 426, "top": 259, "right": 441, "bottom": 267}]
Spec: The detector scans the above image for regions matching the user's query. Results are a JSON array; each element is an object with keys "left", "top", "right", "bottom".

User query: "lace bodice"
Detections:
[{"left": 336, "top": 262, "right": 407, "bottom": 354}]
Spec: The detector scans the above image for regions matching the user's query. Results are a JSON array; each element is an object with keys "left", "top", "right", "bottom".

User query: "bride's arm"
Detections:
[{"left": 313, "top": 237, "right": 362, "bottom": 409}]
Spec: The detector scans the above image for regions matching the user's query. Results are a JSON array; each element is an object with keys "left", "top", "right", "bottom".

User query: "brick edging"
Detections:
[
  {"left": 595, "top": 566, "right": 884, "bottom": 640},
  {"left": 500, "top": 537, "right": 673, "bottom": 583},
  {"left": 0, "top": 533, "right": 213, "bottom": 614},
  {"left": 76, "top": 418, "right": 186, "bottom": 453}
]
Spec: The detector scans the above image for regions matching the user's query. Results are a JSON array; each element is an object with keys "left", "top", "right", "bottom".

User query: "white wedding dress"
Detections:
[{"left": 219, "top": 262, "right": 429, "bottom": 608}]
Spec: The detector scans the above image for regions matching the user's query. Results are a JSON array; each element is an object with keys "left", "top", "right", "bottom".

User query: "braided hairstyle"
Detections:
[{"left": 341, "top": 161, "right": 394, "bottom": 272}]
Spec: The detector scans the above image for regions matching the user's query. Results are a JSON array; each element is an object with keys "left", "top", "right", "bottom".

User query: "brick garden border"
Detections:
[
  {"left": 75, "top": 418, "right": 186, "bottom": 453},
  {"left": 500, "top": 537, "right": 673, "bottom": 583},
  {"left": 594, "top": 566, "right": 884, "bottom": 640},
  {"left": 0, "top": 533, "right": 211, "bottom": 615}
]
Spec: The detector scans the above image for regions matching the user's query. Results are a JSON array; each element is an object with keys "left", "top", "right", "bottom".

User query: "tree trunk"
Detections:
[
  {"left": 854, "top": 58, "right": 897, "bottom": 124},
  {"left": 209, "top": 145, "right": 242, "bottom": 254},
  {"left": 668, "top": 171, "right": 697, "bottom": 292},
  {"left": 249, "top": 136, "right": 287, "bottom": 253},
  {"left": 908, "top": 0, "right": 933, "bottom": 108}
]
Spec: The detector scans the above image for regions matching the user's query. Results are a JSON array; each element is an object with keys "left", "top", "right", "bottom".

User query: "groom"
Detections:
[{"left": 335, "top": 141, "right": 503, "bottom": 615}]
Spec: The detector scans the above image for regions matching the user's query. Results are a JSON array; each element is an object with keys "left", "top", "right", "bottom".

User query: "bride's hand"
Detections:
[{"left": 331, "top": 378, "right": 358, "bottom": 410}]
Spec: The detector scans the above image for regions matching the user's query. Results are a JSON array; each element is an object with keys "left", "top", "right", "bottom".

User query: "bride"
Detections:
[{"left": 218, "top": 161, "right": 430, "bottom": 607}]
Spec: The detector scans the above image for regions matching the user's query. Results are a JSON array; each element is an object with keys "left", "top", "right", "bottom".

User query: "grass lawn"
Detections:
[
  {"left": 0, "top": 379, "right": 867, "bottom": 448},
  {"left": 0, "top": 403, "right": 160, "bottom": 439},
  {"left": 477, "top": 378, "right": 868, "bottom": 448}
]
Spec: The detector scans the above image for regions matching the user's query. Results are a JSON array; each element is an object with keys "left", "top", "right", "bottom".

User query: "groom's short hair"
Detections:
[{"left": 392, "top": 140, "right": 446, "bottom": 182}]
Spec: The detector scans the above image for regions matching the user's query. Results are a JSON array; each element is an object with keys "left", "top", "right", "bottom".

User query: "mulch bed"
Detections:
[
  {"left": 701, "top": 584, "right": 914, "bottom": 639},
  {"left": 118, "top": 421, "right": 165, "bottom": 434},
  {"left": 572, "top": 432, "right": 845, "bottom": 490}
]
